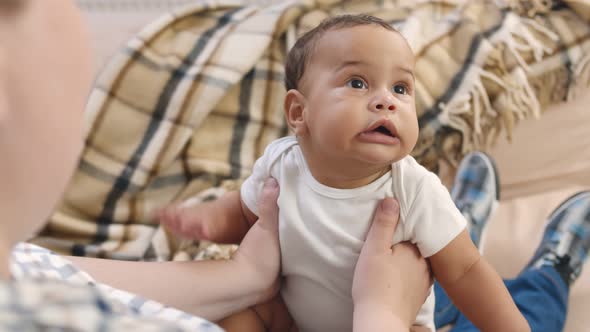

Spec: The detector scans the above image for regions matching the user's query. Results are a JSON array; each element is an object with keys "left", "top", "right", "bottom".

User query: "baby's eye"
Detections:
[
  {"left": 346, "top": 79, "right": 368, "bottom": 89},
  {"left": 392, "top": 84, "right": 408, "bottom": 95}
]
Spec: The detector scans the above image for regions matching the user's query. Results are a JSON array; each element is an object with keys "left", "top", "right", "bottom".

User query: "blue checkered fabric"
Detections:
[
  {"left": 0, "top": 279, "right": 198, "bottom": 331},
  {"left": 450, "top": 151, "right": 499, "bottom": 249},
  {"left": 525, "top": 191, "right": 590, "bottom": 285},
  {"left": 8, "top": 243, "right": 223, "bottom": 332}
]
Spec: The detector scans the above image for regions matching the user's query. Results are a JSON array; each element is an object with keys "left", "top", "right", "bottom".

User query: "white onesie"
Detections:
[{"left": 241, "top": 136, "right": 466, "bottom": 332}]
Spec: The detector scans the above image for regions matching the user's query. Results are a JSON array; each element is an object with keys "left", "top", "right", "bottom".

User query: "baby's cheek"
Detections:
[{"left": 404, "top": 117, "right": 420, "bottom": 151}]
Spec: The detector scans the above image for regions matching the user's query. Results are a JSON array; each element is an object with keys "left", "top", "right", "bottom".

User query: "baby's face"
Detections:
[{"left": 297, "top": 25, "right": 418, "bottom": 168}]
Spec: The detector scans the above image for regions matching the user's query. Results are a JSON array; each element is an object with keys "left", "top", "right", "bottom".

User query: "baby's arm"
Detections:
[
  {"left": 165, "top": 138, "right": 287, "bottom": 243},
  {"left": 159, "top": 190, "right": 258, "bottom": 243},
  {"left": 430, "top": 230, "right": 530, "bottom": 332}
]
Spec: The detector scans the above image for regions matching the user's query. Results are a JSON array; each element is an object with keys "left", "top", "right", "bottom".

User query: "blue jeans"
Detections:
[{"left": 434, "top": 266, "right": 568, "bottom": 332}]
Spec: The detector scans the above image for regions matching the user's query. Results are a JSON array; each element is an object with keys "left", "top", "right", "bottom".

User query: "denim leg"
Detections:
[
  {"left": 434, "top": 281, "right": 460, "bottom": 328},
  {"left": 437, "top": 266, "right": 568, "bottom": 332},
  {"left": 507, "top": 266, "right": 568, "bottom": 332}
]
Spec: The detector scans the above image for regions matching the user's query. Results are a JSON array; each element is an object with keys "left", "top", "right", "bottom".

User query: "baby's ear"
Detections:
[{"left": 284, "top": 89, "right": 307, "bottom": 136}]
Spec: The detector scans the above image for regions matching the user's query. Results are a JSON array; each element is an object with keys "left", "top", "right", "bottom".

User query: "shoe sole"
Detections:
[
  {"left": 456, "top": 151, "right": 500, "bottom": 254},
  {"left": 468, "top": 151, "right": 500, "bottom": 200}
]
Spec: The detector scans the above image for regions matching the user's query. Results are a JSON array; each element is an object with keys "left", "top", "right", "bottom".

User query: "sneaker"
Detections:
[
  {"left": 524, "top": 191, "right": 590, "bottom": 286},
  {"left": 450, "top": 151, "right": 500, "bottom": 251}
]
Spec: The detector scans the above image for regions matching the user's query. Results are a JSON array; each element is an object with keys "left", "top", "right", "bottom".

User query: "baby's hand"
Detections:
[
  {"left": 159, "top": 190, "right": 256, "bottom": 244},
  {"left": 158, "top": 198, "right": 216, "bottom": 241}
]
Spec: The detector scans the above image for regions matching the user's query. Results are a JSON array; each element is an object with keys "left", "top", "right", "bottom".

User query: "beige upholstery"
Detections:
[{"left": 80, "top": 2, "right": 590, "bottom": 330}]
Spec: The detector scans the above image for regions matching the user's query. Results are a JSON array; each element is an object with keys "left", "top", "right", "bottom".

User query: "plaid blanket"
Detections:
[{"left": 33, "top": 0, "right": 590, "bottom": 260}]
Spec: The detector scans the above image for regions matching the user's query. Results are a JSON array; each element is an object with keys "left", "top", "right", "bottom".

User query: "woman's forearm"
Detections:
[{"left": 69, "top": 256, "right": 266, "bottom": 321}]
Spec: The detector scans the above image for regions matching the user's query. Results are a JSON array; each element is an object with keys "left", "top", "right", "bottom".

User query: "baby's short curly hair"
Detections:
[
  {"left": 0, "top": 0, "right": 27, "bottom": 13},
  {"left": 284, "top": 14, "right": 397, "bottom": 91}
]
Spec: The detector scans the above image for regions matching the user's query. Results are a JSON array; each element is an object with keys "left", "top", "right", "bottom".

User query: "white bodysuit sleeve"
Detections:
[
  {"left": 404, "top": 172, "right": 467, "bottom": 258},
  {"left": 240, "top": 149, "right": 271, "bottom": 217},
  {"left": 240, "top": 136, "right": 296, "bottom": 216}
]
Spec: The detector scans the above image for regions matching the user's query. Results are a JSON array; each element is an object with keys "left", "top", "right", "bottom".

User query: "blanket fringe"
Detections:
[
  {"left": 438, "top": 12, "right": 557, "bottom": 153},
  {"left": 504, "top": 0, "right": 555, "bottom": 17},
  {"left": 568, "top": 52, "right": 590, "bottom": 100},
  {"left": 439, "top": 68, "right": 504, "bottom": 153},
  {"left": 501, "top": 15, "right": 559, "bottom": 71},
  {"left": 495, "top": 67, "right": 542, "bottom": 139}
]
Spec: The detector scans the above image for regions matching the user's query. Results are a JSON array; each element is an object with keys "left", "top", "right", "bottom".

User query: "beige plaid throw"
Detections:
[{"left": 34, "top": 0, "right": 590, "bottom": 260}]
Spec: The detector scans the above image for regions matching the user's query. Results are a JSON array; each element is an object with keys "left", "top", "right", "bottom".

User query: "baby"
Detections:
[{"left": 160, "top": 14, "right": 529, "bottom": 332}]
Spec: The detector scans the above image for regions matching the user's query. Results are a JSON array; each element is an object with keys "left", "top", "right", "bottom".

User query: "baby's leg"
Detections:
[
  {"left": 159, "top": 191, "right": 252, "bottom": 243},
  {"left": 218, "top": 295, "right": 298, "bottom": 332}
]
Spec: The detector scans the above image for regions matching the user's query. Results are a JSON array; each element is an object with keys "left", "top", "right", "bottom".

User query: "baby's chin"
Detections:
[
  {"left": 355, "top": 154, "right": 407, "bottom": 169},
  {"left": 358, "top": 143, "right": 412, "bottom": 164}
]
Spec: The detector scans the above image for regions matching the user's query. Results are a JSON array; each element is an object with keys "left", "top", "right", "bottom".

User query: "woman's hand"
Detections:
[
  {"left": 352, "top": 198, "right": 433, "bottom": 331},
  {"left": 233, "top": 178, "right": 282, "bottom": 303}
]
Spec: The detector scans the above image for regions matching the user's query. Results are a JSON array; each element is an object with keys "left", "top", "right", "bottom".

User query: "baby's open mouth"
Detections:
[
  {"left": 358, "top": 119, "right": 400, "bottom": 145},
  {"left": 365, "top": 119, "right": 398, "bottom": 138},
  {"left": 373, "top": 125, "right": 394, "bottom": 137}
]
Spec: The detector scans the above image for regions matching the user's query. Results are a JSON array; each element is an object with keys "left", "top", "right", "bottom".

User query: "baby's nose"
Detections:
[
  {"left": 369, "top": 94, "right": 396, "bottom": 112},
  {"left": 375, "top": 103, "right": 396, "bottom": 111}
]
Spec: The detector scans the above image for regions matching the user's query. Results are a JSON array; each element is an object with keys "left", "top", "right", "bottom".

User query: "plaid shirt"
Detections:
[{"left": 5, "top": 243, "right": 223, "bottom": 332}]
